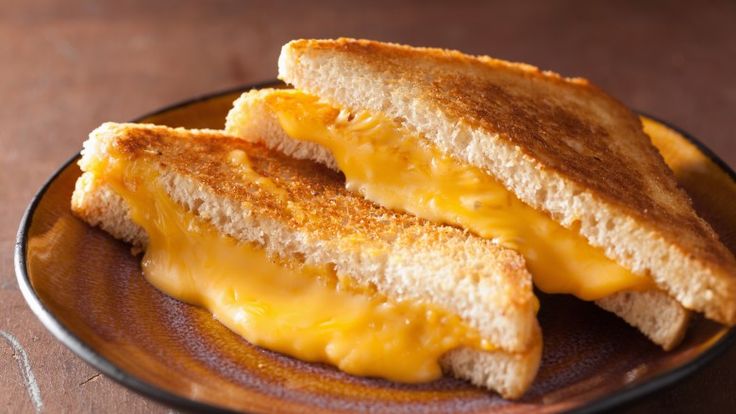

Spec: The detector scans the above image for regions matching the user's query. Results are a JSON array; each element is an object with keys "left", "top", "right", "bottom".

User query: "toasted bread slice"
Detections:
[
  {"left": 225, "top": 88, "right": 691, "bottom": 350},
  {"left": 271, "top": 38, "right": 736, "bottom": 325},
  {"left": 596, "top": 291, "right": 689, "bottom": 350},
  {"left": 71, "top": 122, "right": 542, "bottom": 398}
]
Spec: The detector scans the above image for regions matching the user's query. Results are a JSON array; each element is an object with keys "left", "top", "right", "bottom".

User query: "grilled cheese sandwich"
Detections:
[
  {"left": 72, "top": 122, "right": 542, "bottom": 398},
  {"left": 225, "top": 38, "right": 736, "bottom": 350}
]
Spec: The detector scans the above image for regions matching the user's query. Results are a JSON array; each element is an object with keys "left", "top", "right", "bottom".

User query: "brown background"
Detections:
[{"left": 2, "top": 0, "right": 735, "bottom": 412}]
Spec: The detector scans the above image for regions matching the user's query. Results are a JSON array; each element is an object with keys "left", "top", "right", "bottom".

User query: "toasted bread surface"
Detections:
[
  {"left": 595, "top": 291, "right": 689, "bottom": 350},
  {"left": 277, "top": 38, "right": 736, "bottom": 324}
]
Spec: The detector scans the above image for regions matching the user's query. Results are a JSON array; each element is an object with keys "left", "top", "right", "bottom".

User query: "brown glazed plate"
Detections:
[{"left": 15, "top": 81, "right": 736, "bottom": 413}]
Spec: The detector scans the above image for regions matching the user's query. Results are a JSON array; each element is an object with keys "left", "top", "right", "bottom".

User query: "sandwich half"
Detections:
[
  {"left": 224, "top": 38, "right": 736, "bottom": 349},
  {"left": 71, "top": 122, "right": 542, "bottom": 398}
]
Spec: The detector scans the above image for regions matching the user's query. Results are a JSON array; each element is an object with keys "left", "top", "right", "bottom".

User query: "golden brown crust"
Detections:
[{"left": 281, "top": 38, "right": 736, "bottom": 324}]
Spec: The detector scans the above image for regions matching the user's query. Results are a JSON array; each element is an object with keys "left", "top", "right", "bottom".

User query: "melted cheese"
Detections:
[
  {"left": 262, "top": 90, "right": 655, "bottom": 301},
  {"left": 85, "top": 151, "right": 493, "bottom": 383}
]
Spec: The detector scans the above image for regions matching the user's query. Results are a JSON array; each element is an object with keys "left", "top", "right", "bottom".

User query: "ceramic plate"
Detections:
[{"left": 15, "top": 82, "right": 736, "bottom": 413}]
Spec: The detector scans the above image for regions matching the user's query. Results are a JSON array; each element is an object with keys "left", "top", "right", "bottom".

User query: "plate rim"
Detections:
[{"left": 14, "top": 80, "right": 736, "bottom": 414}]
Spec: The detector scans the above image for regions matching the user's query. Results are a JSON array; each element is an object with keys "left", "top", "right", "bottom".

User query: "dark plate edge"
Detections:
[{"left": 12, "top": 83, "right": 736, "bottom": 414}]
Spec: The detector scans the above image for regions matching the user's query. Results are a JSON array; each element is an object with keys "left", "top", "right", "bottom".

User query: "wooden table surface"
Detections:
[{"left": 2, "top": 0, "right": 735, "bottom": 412}]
